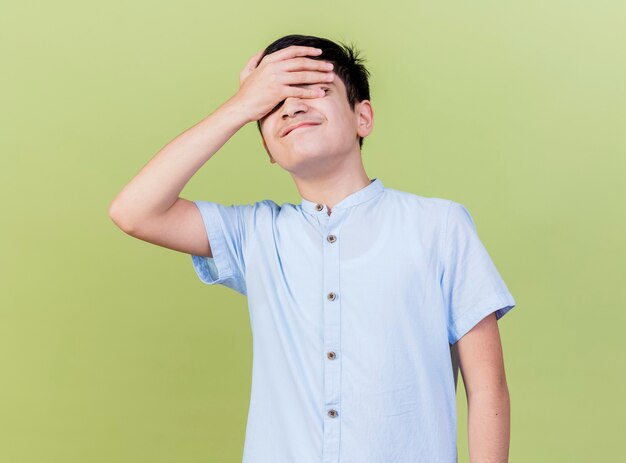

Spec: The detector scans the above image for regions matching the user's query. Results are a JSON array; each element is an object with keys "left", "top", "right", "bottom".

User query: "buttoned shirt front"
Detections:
[{"left": 190, "top": 178, "right": 517, "bottom": 463}]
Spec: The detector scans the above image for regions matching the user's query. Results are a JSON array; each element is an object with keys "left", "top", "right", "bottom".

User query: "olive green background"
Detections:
[{"left": 2, "top": 1, "right": 624, "bottom": 462}]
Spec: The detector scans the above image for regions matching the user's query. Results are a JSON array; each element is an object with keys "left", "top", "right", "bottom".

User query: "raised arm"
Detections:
[{"left": 108, "top": 45, "right": 334, "bottom": 257}]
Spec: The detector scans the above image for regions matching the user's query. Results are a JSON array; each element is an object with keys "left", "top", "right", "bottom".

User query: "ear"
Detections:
[
  {"left": 261, "top": 137, "right": 276, "bottom": 164},
  {"left": 355, "top": 100, "right": 374, "bottom": 139}
]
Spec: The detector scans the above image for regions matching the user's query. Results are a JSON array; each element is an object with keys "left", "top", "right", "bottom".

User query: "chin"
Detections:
[
  {"left": 289, "top": 139, "right": 330, "bottom": 156},
  {"left": 278, "top": 145, "right": 333, "bottom": 173}
]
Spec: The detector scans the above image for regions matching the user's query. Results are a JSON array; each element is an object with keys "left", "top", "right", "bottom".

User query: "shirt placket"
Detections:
[{"left": 318, "top": 204, "right": 343, "bottom": 463}]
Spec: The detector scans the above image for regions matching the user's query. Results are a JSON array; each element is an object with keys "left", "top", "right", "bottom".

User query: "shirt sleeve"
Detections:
[
  {"left": 440, "top": 200, "right": 517, "bottom": 345},
  {"left": 190, "top": 201, "right": 255, "bottom": 297}
]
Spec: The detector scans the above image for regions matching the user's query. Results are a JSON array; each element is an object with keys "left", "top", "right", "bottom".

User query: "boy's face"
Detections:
[{"left": 258, "top": 71, "right": 373, "bottom": 174}]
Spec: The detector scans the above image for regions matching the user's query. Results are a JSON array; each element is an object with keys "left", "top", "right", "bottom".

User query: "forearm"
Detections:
[
  {"left": 467, "top": 386, "right": 510, "bottom": 463},
  {"left": 109, "top": 95, "right": 249, "bottom": 228}
]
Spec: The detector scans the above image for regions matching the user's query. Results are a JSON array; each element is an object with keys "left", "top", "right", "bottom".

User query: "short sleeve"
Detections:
[
  {"left": 440, "top": 201, "right": 517, "bottom": 345},
  {"left": 190, "top": 201, "right": 255, "bottom": 296}
]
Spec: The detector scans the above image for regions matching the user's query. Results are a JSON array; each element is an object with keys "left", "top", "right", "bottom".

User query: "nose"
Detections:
[{"left": 280, "top": 96, "right": 309, "bottom": 119}]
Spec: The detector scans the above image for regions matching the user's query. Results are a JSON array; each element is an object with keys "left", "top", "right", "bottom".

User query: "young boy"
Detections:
[{"left": 109, "top": 34, "right": 517, "bottom": 463}]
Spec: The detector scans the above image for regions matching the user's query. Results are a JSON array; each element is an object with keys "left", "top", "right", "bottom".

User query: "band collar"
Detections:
[{"left": 300, "top": 177, "right": 384, "bottom": 215}]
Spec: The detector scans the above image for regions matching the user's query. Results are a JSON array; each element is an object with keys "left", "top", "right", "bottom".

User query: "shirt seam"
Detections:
[{"left": 439, "top": 199, "right": 455, "bottom": 279}]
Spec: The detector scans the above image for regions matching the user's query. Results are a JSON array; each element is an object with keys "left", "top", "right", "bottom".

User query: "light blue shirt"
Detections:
[{"left": 191, "top": 178, "right": 516, "bottom": 463}]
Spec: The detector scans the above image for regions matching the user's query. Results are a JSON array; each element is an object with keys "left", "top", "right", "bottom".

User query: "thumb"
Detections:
[{"left": 239, "top": 49, "right": 265, "bottom": 86}]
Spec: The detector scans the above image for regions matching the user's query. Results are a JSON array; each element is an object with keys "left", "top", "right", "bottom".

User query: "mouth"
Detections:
[{"left": 283, "top": 122, "right": 321, "bottom": 137}]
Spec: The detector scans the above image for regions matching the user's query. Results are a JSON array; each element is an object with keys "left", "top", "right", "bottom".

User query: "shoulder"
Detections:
[
  {"left": 239, "top": 199, "right": 305, "bottom": 227},
  {"left": 219, "top": 198, "right": 281, "bottom": 217},
  {"left": 379, "top": 188, "right": 482, "bottom": 249},
  {"left": 192, "top": 199, "right": 282, "bottom": 231},
  {"left": 381, "top": 186, "right": 456, "bottom": 218}
]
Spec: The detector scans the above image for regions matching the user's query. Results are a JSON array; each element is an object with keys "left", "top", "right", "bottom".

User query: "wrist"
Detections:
[{"left": 221, "top": 94, "right": 255, "bottom": 126}]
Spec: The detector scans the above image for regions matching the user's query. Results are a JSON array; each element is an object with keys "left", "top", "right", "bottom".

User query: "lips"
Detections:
[{"left": 282, "top": 121, "right": 322, "bottom": 137}]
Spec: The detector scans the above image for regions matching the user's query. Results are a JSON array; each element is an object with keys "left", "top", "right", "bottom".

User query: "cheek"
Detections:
[
  {"left": 331, "top": 114, "right": 357, "bottom": 138},
  {"left": 260, "top": 126, "right": 277, "bottom": 146},
  {"left": 259, "top": 121, "right": 269, "bottom": 136}
]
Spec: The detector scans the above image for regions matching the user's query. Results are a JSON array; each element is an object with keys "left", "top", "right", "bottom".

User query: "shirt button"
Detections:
[
  {"left": 327, "top": 351, "right": 336, "bottom": 360},
  {"left": 327, "top": 234, "right": 337, "bottom": 243},
  {"left": 327, "top": 292, "right": 336, "bottom": 301},
  {"left": 315, "top": 203, "right": 324, "bottom": 211},
  {"left": 328, "top": 409, "right": 338, "bottom": 418}
]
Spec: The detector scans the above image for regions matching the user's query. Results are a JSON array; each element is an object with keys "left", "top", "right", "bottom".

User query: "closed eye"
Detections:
[{"left": 309, "top": 84, "right": 330, "bottom": 94}]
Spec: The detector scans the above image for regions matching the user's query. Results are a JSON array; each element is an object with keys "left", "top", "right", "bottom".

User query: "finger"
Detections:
[
  {"left": 250, "top": 50, "right": 265, "bottom": 68},
  {"left": 239, "top": 50, "right": 265, "bottom": 83},
  {"left": 243, "top": 49, "right": 265, "bottom": 71},
  {"left": 286, "top": 86, "right": 327, "bottom": 99},
  {"left": 277, "top": 57, "right": 334, "bottom": 72},
  {"left": 282, "top": 70, "right": 335, "bottom": 85},
  {"left": 261, "top": 45, "right": 322, "bottom": 64},
  {"left": 239, "top": 50, "right": 264, "bottom": 76}
]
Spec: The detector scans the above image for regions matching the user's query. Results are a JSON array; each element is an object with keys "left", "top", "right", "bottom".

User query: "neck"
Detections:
[{"left": 292, "top": 149, "right": 371, "bottom": 214}]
